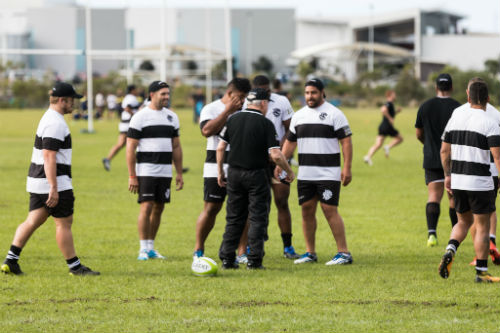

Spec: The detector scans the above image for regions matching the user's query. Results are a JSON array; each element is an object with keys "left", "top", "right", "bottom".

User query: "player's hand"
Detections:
[
  {"left": 46, "top": 187, "right": 59, "bottom": 208},
  {"left": 341, "top": 167, "right": 352, "bottom": 186},
  {"left": 129, "top": 177, "right": 139, "bottom": 194},
  {"left": 176, "top": 174, "right": 184, "bottom": 191},
  {"left": 218, "top": 173, "right": 227, "bottom": 188},
  {"left": 284, "top": 169, "right": 295, "bottom": 183},
  {"left": 227, "top": 94, "right": 243, "bottom": 114},
  {"left": 274, "top": 165, "right": 283, "bottom": 179},
  {"left": 444, "top": 176, "right": 452, "bottom": 195}
]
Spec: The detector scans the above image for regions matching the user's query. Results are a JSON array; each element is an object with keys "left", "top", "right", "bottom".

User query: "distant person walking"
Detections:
[
  {"left": 415, "top": 73, "right": 461, "bottom": 247},
  {"left": 1, "top": 82, "right": 99, "bottom": 276},
  {"left": 438, "top": 81, "right": 500, "bottom": 283},
  {"left": 103, "top": 84, "right": 140, "bottom": 171},
  {"left": 364, "top": 90, "right": 403, "bottom": 165},
  {"left": 126, "top": 81, "right": 183, "bottom": 261}
]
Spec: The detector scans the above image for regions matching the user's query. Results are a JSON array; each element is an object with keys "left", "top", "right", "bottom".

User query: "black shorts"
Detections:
[
  {"left": 425, "top": 168, "right": 445, "bottom": 185},
  {"left": 452, "top": 189, "right": 496, "bottom": 214},
  {"left": 297, "top": 180, "right": 341, "bottom": 206},
  {"left": 137, "top": 176, "right": 171, "bottom": 203},
  {"left": 29, "top": 189, "right": 74, "bottom": 218},
  {"left": 378, "top": 124, "right": 399, "bottom": 137},
  {"left": 204, "top": 178, "right": 226, "bottom": 203}
]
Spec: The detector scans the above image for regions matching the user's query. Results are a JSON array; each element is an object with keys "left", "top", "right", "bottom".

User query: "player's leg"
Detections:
[
  {"left": 102, "top": 133, "right": 127, "bottom": 171},
  {"left": 272, "top": 182, "right": 298, "bottom": 258},
  {"left": 298, "top": 198, "right": 318, "bottom": 259},
  {"left": 137, "top": 201, "right": 154, "bottom": 260},
  {"left": 147, "top": 201, "right": 166, "bottom": 259},
  {"left": 386, "top": 133, "right": 403, "bottom": 149},
  {"left": 364, "top": 135, "right": 385, "bottom": 164},
  {"left": 236, "top": 221, "right": 249, "bottom": 264},
  {"left": 321, "top": 204, "right": 348, "bottom": 253},
  {"left": 1, "top": 208, "right": 49, "bottom": 275},
  {"left": 426, "top": 180, "right": 444, "bottom": 246},
  {"left": 473, "top": 212, "right": 499, "bottom": 282},
  {"left": 194, "top": 201, "right": 223, "bottom": 256}
]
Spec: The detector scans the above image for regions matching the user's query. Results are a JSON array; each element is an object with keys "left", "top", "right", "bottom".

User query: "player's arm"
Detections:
[
  {"left": 274, "top": 139, "right": 297, "bottom": 178},
  {"left": 43, "top": 149, "right": 59, "bottom": 208},
  {"left": 201, "top": 95, "right": 242, "bottom": 137},
  {"left": 416, "top": 128, "right": 424, "bottom": 144},
  {"left": 280, "top": 119, "right": 291, "bottom": 147},
  {"left": 269, "top": 148, "right": 294, "bottom": 182},
  {"left": 381, "top": 105, "right": 394, "bottom": 125},
  {"left": 440, "top": 141, "right": 452, "bottom": 195},
  {"left": 126, "top": 137, "right": 139, "bottom": 193},
  {"left": 216, "top": 140, "right": 228, "bottom": 187},
  {"left": 339, "top": 136, "right": 353, "bottom": 186},
  {"left": 172, "top": 136, "right": 184, "bottom": 191}
]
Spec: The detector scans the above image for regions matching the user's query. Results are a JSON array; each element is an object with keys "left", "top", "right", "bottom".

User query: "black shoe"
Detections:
[
  {"left": 1, "top": 260, "right": 23, "bottom": 275},
  {"left": 69, "top": 265, "right": 100, "bottom": 276},
  {"left": 247, "top": 262, "right": 265, "bottom": 270},
  {"left": 182, "top": 167, "right": 189, "bottom": 174},
  {"left": 438, "top": 250, "right": 454, "bottom": 279},
  {"left": 222, "top": 259, "right": 239, "bottom": 269}
]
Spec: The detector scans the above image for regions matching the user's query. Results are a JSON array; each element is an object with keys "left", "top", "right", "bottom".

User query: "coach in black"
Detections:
[{"left": 216, "top": 88, "right": 295, "bottom": 269}]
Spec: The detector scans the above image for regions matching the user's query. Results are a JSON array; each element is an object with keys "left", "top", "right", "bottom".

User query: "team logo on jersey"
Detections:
[
  {"left": 167, "top": 115, "right": 173, "bottom": 122},
  {"left": 322, "top": 189, "right": 333, "bottom": 201},
  {"left": 342, "top": 126, "right": 352, "bottom": 137},
  {"left": 273, "top": 108, "right": 281, "bottom": 117},
  {"left": 319, "top": 112, "right": 327, "bottom": 121},
  {"left": 165, "top": 189, "right": 170, "bottom": 199}
]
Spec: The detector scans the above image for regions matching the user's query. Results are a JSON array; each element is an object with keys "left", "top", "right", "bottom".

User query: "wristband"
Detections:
[{"left": 129, "top": 175, "right": 137, "bottom": 178}]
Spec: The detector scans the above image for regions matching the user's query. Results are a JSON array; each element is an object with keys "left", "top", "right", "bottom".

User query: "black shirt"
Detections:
[
  {"left": 415, "top": 96, "right": 461, "bottom": 169},
  {"left": 380, "top": 101, "right": 396, "bottom": 128},
  {"left": 220, "top": 108, "right": 280, "bottom": 170}
]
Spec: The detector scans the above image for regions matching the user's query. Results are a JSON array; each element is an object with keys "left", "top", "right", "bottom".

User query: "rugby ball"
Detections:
[{"left": 191, "top": 257, "right": 218, "bottom": 277}]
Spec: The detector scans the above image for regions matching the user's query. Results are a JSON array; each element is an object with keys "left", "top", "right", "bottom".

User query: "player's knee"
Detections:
[
  {"left": 205, "top": 203, "right": 222, "bottom": 217},
  {"left": 274, "top": 197, "right": 289, "bottom": 211}
]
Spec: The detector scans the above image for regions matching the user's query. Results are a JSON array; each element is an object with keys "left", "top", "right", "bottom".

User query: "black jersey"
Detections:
[{"left": 415, "top": 96, "right": 461, "bottom": 169}]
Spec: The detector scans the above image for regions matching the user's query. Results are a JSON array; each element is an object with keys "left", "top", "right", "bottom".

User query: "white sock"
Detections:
[
  {"left": 147, "top": 240, "right": 154, "bottom": 251},
  {"left": 140, "top": 240, "right": 148, "bottom": 252},
  {"left": 490, "top": 234, "right": 496, "bottom": 240}
]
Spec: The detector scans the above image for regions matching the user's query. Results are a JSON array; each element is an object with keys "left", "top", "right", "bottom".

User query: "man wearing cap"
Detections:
[
  {"left": 415, "top": 73, "right": 461, "bottom": 247},
  {"left": 103, "top": 84, "right": 140, "bottom": 171},
  {"left": 217, "top": 88, "right": 295, "bottom": 269},
  {"left": 126, "top": 81, "right": 183, "bottom": 261},
  {"left": 279, "top": 78, "right": 354, "bottom": 265},
  {"left": 1, "top": 82, "right": 100, "bottom": 276}
]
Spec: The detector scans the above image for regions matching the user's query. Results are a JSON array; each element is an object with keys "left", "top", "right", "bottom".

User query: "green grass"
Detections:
[{"left": 1, "top": 106, "right": 499, "bottom": 332}]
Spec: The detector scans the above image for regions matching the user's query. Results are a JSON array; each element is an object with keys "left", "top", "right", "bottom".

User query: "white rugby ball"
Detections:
[{"left": 191, "top": 257, "right": 218, "bottom": 277}]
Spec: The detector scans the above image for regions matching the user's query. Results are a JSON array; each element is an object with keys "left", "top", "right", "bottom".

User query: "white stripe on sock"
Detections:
[{"left": 67, "top": 259, "right": 81, "bottom": 269}]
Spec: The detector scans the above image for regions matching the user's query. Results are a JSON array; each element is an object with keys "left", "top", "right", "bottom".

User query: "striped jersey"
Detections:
[
  {"left": 120, "top": 94, "right": 140, "bottom": 133},
  {"left": 442, "top": 105, "right": 500, "bottom": 191},
  {"left": 243, "top": 92, "right": 294, "bottom": 141},
  {"left": 127, "top": 106, "right": 180, "bottom": 178},
  {"left": 27, "top": 108, "right": 72, "bottom": 194},
  {"left": 199, "top": 99, "right": 230, "bottom": 178},
  {"left": 453, "top": 103, "right": 500, "bottom": 177},
  {"left": 288, "top": 101, "right": 352, "bottom": 181}
]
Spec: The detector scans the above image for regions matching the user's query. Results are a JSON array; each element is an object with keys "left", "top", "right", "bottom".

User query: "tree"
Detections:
[
  {"left": 394, "top": 64, "right": 426, "bottom": 105},
  {"left": 139, "top": 60, "right": 155, "bottom": 71},
  {"left": 296, "top": 60, "right": 314, "bottom": 80},
  {"left": 484, "top": 59, "right": 500, "bottom": 75},
  {"left": 252, "top": 55, "right": 273, "bottom": 73}
]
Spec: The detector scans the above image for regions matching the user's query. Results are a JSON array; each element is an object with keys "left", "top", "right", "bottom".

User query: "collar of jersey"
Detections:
[{"left": 243, "top": 108, "right": 263, "bottom": 115}]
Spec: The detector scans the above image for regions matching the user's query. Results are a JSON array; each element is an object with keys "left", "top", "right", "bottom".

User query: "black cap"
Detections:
[
  {"left": 305, "top": 78, "right": 324, "bottom": 91},
  {"left": 436, "top": 73, "right": 452, "bottom": 91},
  {"left": 246, "top": 88, "right": 271, "bottom": 102},
  {"left": 51, "top": 82, "right": 83, "bottom": 99},
  {"left": 127, "top": 84, "right": 136, "bottom": 93},
  {"left": 148, "top": 81, "right": 169, "bottom": 94}
]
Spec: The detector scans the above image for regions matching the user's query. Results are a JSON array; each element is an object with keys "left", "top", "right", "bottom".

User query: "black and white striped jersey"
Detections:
[
  {"left": 120, "top": 94, "right": 140, "bottom": 133},
  {"left": 288, "top": 102, "right": 352, "bottom": 181},
  {"left": 442, "top": 105, "right": 500, "bottom": 191},
  {"left": 199, "top": 99, "right": 230, "bottom": 178},
  {"left": 243, "top": 92, "right": 294, "bottom": 141},
  {"left": 127, "top": 106, "right": 180, "bottom": 178},
  {"left": 27, "top": 109, "right": 72, "bottom": 194},
  {"left": 453, "top": 103, "right": 500, "bottom": 177}
]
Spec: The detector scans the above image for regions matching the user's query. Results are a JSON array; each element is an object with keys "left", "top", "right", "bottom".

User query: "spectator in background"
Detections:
[
  {"left": 95, "top": 92, "right": 105, "bottom": 119},
  {"left": 190, "top": 86, "right": 205, "bottom": 124},
  {"left": 106, "top": 92, "right": 117, "bottom": 120}
]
